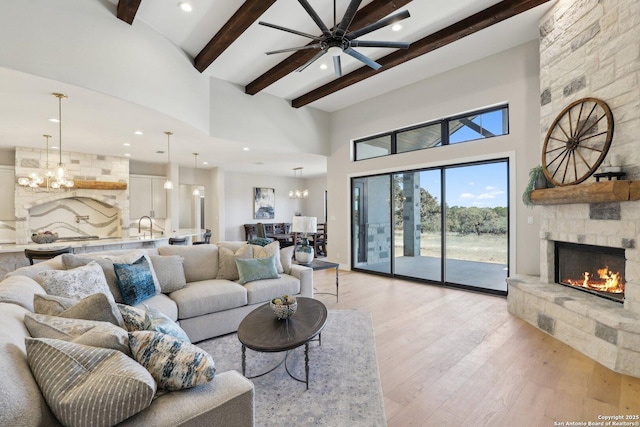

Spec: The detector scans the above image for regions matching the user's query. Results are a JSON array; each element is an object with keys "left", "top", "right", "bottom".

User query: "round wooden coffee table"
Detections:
[{"left": 237, "top": 297, "right": 327, "bottom": 389}]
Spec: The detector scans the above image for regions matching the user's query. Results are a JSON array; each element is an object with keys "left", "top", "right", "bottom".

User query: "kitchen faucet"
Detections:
[{"left": 138, "top": 216, "right": 153, "bottom": 238}]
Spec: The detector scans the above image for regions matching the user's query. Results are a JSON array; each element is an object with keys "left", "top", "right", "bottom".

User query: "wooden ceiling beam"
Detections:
[
  {"left": 292, "top": 0, "right": 552, "bottom": 108},
  {"left": 117, "top": 0, "right": 142, "bottom": 25},
  {"left": 245, "top": 0, "right": 413, "bottom": 96},
  {"left": 195, "top": 0, "right": 278, "bottom": 73}
]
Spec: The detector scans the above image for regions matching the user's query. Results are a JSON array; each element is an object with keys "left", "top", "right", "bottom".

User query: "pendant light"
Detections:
[
  {"left": 163, "top": 131, "right": 174, "bottom": 190},
  {"left": 52, "top": 93, "right": 74, "bottom": 189},
  {"left": 288, "top": 167, "right": 309, "bottom": 199},
  {"left": 192, "top": 153, "right": 200, "bottom": 196}
]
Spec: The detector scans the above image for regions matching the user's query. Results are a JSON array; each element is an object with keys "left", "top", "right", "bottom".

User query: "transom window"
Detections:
[{"left": 354, "top": 105, "right": 509, "bottom": 161}]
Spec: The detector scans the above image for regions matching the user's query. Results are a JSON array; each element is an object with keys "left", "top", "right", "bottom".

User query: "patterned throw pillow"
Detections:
[
  {"left": 118, "top": 304, "right": 146, "bottom": 332},
  {"left": 25, "top": 338, "right": 156, "bottom": 427},
  {"left": 38, "top": 261, "right": 114, "bottom": 302},
  {"left": 24, "top": 313, "right": 131, "bottom": 355},
  {"left": 235, "top": 255, "right": 280, "bottom": 285},
  {"left": 34, "top": 293, "right": 124, "bottom": 327},
  {"left": 114, "top": 256, "right": 157, "bottom": 306},
  {"left": 61, "top": 254, "right": 125, "bottom": 303},
  {"left": 148, "top": 255, "right": 187, "bottom": 293},
  {"left": 216, "top": 244, "right": 253, "bottom": 280},
  {"left": 143, "top": 304, "right": 190, "bottom": 343},
  {"left": 251, "top": 241, "right": 284, "bottom": 273},
  {"left": 129, "top": 330, "right": 216, "bottom": 391}
]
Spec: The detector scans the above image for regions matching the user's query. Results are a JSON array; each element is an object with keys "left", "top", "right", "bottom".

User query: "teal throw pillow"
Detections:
[
  {"left": 247, "top": 237, "right": 273, "bottom": 247},
  {"left": 235, "top": 255, "right": 280, "bottom": 285},
  {"left": 114, "top": 256, "right": 157, "bottom": 306}
]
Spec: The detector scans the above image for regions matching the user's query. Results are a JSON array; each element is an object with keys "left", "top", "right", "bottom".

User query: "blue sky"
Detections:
[{"left": 419, "top": 162, "right": 508, "bottom": 208}]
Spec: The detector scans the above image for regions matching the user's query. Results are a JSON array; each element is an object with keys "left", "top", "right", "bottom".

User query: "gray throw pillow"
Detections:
[
  {"left": 149, "top": 255, "right": 187, "bottom": 293},
  {"left": 24, "top": 313, "right": 131, "bottom": 356},
  {"left": 34, "top": 293, "right": 124, "bottom": 327},
  {"left": 26, "top": 338, "right": 155, "bottom": 427}
]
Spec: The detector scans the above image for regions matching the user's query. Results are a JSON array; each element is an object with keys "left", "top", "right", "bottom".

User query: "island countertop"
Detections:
[{"left": 0, "top": 229, "right": 204, "bottom": 254}]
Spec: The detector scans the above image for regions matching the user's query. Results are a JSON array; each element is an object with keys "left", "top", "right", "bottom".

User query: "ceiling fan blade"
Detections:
[
  {"left": 297, "top": 0, "right": 331, "bottom": 36},
  {"left": 335, "top": 0, "right": 363, "bottom": 37},
  {"left": 297, "top": 49, "right": 328, "bottom": 72},
  {"left": 333, "top": 55, "right": 342, "bottom": 77},
  {"left": 259, "top": 21, "right": 323, "bottom": 41},
  {"left": 266, "top": 44, "right": 322, "bottom": 55},
  {"left": 344, "top": 47, "right": 382, "bottom": 70},
  {"left": 346, "top": 10, "right": 410, "bottom": 40},
  {"left": 350, "top": 40, "right": 410, "bottom": 49}
]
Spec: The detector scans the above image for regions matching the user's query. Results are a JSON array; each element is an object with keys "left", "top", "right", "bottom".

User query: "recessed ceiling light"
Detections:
[
  {"left": 178, "top": 2, "right": 192, "bottom": 12},
  {"left": 51, "top": 146, "right": 59, "bottom": 150},
  {"left": 123, "top": 143, "right": 131, "bottom": 146},
  {"left": 134, "top": 131, "right": 143, "bottom": 135},
  {"left": 203, "top": 161, "right": 209, "bottom": 165},
  {"left": 48, "top": 118, "right": 59, "bottom": 123},
  {"left": 243, "top": 147, "right": 250, "bottom": 151},
  {"left": 319, "top": 63, "right": 328, "bottom": 70},
  {"left": 124, "top": 153, "right": 131, "bottom": 157},
  {"left": 391, "top": 23, "right": 403, "bottom": 32}
]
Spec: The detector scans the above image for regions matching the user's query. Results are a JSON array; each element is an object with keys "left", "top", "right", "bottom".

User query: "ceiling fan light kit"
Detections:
[{"left": 260, "top": 0, "right": 410, "bottom": 78}]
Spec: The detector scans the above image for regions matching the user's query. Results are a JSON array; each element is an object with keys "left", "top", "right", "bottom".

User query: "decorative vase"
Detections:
[{"left": 295, "top": 237, "right": 314, "bottom": 265}]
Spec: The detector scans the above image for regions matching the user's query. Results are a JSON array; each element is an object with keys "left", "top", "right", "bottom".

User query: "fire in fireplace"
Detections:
[{"left": 555, "top": 242, "right": 625, "bottom": 303}]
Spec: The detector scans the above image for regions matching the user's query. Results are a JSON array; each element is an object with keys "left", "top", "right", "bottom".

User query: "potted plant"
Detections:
[{"left": 522, "top": 165, "right": 548, "bottom": 207}]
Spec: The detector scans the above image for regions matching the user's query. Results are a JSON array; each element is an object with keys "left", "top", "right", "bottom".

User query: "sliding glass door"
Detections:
[
  {"left": 393, "top": 170, "right": 442, "bottom": 282},
  {"left": 352, "top": 175, "right": 391, "bottom": 274},
  {"left": 351, "top": 160, "right": 508, "bottom": 294},
  {"left": 444, "top": 162, "right": 508, "bottom": 292}
]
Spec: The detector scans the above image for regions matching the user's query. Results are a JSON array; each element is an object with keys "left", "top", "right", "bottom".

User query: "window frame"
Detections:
[{"left": 354, "top": 104, "right": 509, "bottom": 162}]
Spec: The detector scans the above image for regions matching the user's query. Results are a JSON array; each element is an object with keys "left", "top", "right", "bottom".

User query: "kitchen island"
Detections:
[{"left": 0, "top": 229, "right": 203, "bottom": 278}]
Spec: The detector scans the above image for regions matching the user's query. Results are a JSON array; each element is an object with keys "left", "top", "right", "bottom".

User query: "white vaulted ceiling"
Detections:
[{"left": 0, "top": 0, "right": 553, "bottom": 176}]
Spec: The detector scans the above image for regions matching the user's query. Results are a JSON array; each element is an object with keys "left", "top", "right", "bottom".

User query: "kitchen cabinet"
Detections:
[
  {"left": 129, "top": 175, "right": 167, "bottom": 218},
  {"left": 0, "top": 167, "right": 15, "bottom": 220}
]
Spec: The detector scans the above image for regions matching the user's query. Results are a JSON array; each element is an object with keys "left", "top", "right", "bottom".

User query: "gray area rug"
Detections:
[{"left": 197, "top": 310, "right": 386, "bottom": 426}]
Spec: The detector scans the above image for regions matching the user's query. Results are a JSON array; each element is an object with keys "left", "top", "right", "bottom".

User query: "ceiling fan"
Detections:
[{"left": 259, "top": 0, "right": 411, "bottom": 77}]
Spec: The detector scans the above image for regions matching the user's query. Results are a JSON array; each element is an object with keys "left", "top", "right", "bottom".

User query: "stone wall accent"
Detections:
[
  {"left": 539, "top": 0, "right": 640, "bottom": 179},
  {"left": 14, "top": 148, "right": 130, "bottom": 244},
  {"left": 508, "top": 0, "right": 640, "bottom": 378}
]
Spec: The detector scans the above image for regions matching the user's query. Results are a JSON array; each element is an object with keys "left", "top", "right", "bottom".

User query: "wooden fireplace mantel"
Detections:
[
  {"left": 73, "top": 180, "right": 127, "bottom": 190},
  {"left": 530, "top": 180, "right": 640, "bottom": 205}
]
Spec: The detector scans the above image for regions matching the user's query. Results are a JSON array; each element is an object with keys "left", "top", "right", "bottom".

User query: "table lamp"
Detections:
[{"left": 291, "top": 216, "right": 317, "bottom": 265}]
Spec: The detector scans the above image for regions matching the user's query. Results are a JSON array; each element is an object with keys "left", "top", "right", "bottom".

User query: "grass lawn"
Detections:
[{"left": 394, "top": 231, "right": 507, "bottom": 264}]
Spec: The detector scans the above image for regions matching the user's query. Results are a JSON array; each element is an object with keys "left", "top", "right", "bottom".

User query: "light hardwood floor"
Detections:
[{"left": 312, "top": 268, "right": 640, "bottom": 427}]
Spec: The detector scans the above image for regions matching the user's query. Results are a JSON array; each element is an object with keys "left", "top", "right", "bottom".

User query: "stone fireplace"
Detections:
[{"left": 508, "top": 0, "right": 640, "bottom": 378}]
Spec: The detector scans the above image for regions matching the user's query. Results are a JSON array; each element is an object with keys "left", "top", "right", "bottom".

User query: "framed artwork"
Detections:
[{"left": 254, "top": 187, "right": 275, "bottom": 219}]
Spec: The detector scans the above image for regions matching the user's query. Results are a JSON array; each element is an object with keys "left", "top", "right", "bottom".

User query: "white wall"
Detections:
[
  {"left": 0, "top": 0, "right": 210, "bottom": 134},
  {"left": 223, "top": 172, "right": 324, "bottom": 241},
  {"left": 327, "top": 40, "right": 542, "bottom": 274},
  {"left": 209, "top": 78, "right": 330, "bottom": 156},
  {"left": 301, "top": 176, "right": 328, "bottom": 222}
]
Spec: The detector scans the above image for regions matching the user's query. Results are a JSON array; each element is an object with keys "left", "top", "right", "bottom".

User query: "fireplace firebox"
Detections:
[{"left": 554, "top": 241, "right": 625, "bottom": 303}]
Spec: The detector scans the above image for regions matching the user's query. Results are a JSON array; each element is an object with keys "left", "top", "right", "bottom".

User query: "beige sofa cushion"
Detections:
[
  {"left": 170, "top": 280, "right": 247, "bottom": 320},
  {"left": 0, "top": 274, "right": 46, "bottom": 311},
  {"left": 0, "top": 303, "right": 61, "bottom": 427},
  {"left": 159, "top": 245, "right": 219, "bottom": 282},
  {"left": 135, "top": 293, "right": 178, "bottom": 322},
  {"left": 243, "top": 274, "right": 301, "bottom": 305}
]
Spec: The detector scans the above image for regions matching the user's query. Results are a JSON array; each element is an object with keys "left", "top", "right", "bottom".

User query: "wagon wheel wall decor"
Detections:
[{"left": 542, "top": 97, "right": 614, "bottom": 187}]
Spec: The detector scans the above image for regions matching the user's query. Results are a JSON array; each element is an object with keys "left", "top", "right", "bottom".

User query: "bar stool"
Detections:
[
  {"left": 168, "top": 237, "right": 188, "bottom": 245},
  {"left": 24, "top": 247, "right": 73, "bottom": 265}
]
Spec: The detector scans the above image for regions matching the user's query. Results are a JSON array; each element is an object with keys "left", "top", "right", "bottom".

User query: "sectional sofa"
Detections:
[{"left": 0, "top": 241, "right": 313, "bottom": 426}]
